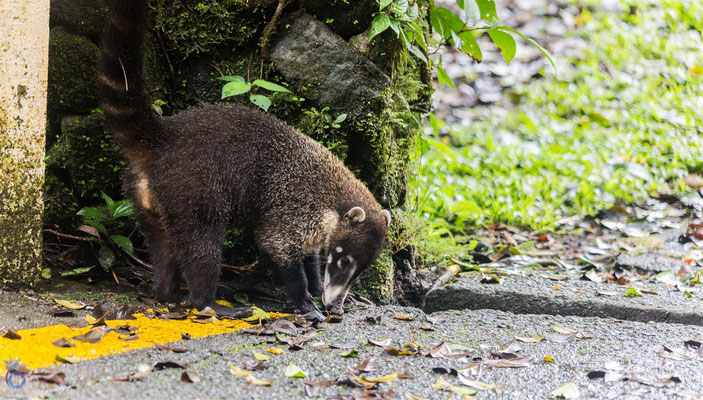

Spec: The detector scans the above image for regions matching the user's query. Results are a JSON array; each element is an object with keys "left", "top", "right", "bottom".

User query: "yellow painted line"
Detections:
[{"left": 0, "top": 312, "right": 287, "bottom": 373}]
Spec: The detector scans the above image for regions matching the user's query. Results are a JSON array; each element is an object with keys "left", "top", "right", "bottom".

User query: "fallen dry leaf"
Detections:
[
  {"left": 368, "top": 338, "right": 392, "bottom": 347},
  {"left": 2, "top": 330, "right": 22, "bottom": 340},
  {"left": 181, "top": 371, "right": 200, "bottom": 383},
  {"left": 551, "top": 382, "right": 579, "bottom": 399},
  {"left": 52, "top": 338, "right": 74, "bottom": 348}
]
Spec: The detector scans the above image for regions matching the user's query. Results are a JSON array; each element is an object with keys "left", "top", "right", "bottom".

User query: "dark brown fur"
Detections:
[{"left": 99, "top": 0, "right": 389, "bottom": 319}]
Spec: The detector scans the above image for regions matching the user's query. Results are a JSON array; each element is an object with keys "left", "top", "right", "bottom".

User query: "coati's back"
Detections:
[{"left": 98, "top": 0, "right": 390, "bottom": 319}]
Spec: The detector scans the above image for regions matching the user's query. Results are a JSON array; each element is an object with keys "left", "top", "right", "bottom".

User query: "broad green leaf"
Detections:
[
  {"left": 341, "top": 349, "right": 359, "bottom": 358},
  {"left": 430, "top": 7, "right": 464, "bottom": 39},
  {"left": 405, "top": 3, "right": 419, "bottom": 22},
  {"left": 242, "top": 306, "right": 271, "bottom": 322},
  {"left": 249, "top": 94, "right": 272, "bottom": 111},
  {"left": 100, "top": 192, "right": 114, "bottom": 207},
  {"left": 458, "top": 31, "right": 482, "bottom": 61},
  {"left": 284, "top": 362, "right": 307, "bottom": 378},
  {"left": 333, "top": 114, "right": 348, "bottom": 124},
  {"left": 388, "top": 18, "right": 400, "bottom": 35},
  {"left": 42, "top": 268, "right": 51, "bottom": 279},
  {"left": 221, "top": 81, "right": 252, "bottom": 99},
  {"left": 429, "top": 113, "right": 445, "bottom": 136},
  {"left": 461, "top": 0, "right": 480, "bottom": 26},
  {"left": 427, "top": 138, "right": 457, "bottom": 162},
  {"left": 77, "top": 207, "right": 106, "bottom": 220},
  {"left": 84, "top": 220, "right": 108, "bottom": 236},
  {"left": 488, "top": 29, "right": 516, "bottom": 64},
  {"left": 370, "top": 14, "right": 391, "bottom": 39},
  {"left": 253, "top": 351, "right": 270, "bottom": 361},
  {"left": 217, "top": 75, "right": 245, "bottom": 83},
  {"left": 111, "top": 199, "right": 135, "bottom": 219},
  {"left": 436, "top": 64, "right": 456, "bottom": 89},
  {"left": 625, "top": 287, "right": 643, "bottom": 297},
  {"left": 408, "top": 45, "right": 427, "bottom": 63},
  {"left": 379, "top": 0, "right": 392, "bottom": 10},
  {"left": 497, "top": 26, "right": 557, "bottom": 73},
  {"left": 98, "top": 246, "right": 116, "bottom": 271},
  {"left": 252, "top": 79, "right": 292, "bottom": 93},
  {"left": 60, "top": 266, "right": 94, "bottom": 277},
  {"left": 391, "top": 0, "right": 408, "bottom": 15},
  {"left": 476, "top": 0, "right": 498, "bottom": 22},
  {"left": 111, "top": 235, "right": 134, "bottom": 254}
]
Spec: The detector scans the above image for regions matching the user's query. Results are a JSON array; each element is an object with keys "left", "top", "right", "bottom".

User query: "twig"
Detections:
[
  {"left": 156, "top": 30, "right": 175, "bottom": 79},
  {"left": 426, "top": 264, "right": 460, "bottom": 294},
  {"left": 43, "top": 229, "right": 94, "bottom": 242},
  {"left": 259, "top": 0, "right": 290, "bottom": 78}
]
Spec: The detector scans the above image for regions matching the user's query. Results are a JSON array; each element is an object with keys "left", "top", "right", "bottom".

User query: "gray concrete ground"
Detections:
[{"left": 3, "top": 300, "right": 703, "bottom": 399}]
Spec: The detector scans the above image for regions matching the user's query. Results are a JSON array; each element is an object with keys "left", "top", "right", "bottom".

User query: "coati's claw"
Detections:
[
  {"left": 305, "top": 308, "right": 325, "bottom": 322},
  {"left": 209, "top": 304, "right": 254, "bottom": 319}
]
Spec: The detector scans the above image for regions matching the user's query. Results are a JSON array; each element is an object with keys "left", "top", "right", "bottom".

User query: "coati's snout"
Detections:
[{"left": 322, "top": 206, "right": 391, "bottom": 314}]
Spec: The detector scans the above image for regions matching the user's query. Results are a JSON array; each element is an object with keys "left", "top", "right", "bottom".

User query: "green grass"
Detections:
[{"left": 417, "top": 0, "right": 703, "bottom": 233}]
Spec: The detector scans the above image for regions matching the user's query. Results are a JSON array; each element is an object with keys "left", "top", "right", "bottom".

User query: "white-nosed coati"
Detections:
[{"left": 98, "top": 0, "right": 391, "bottom": 320}]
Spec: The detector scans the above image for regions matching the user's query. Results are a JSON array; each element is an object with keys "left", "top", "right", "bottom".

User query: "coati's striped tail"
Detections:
[{"left": 98, "top": 0, "right": 162, "bottom": 149}]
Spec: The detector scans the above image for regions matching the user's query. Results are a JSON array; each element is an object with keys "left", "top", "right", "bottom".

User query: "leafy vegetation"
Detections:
[
  {"left": 417, "top": 0, "right": 703, "bottom": 233},
  {"left": 219, "top": 75, "right": 293, "bottom": 111},
  {"left": 77, "top": 193, "right": 136, "bottom": 272}
]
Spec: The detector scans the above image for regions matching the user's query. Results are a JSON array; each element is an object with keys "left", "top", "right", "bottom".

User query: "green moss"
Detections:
[
  {"left": 354, "top": 251, "right": 394, "bottom": 303},
  {"left": 45, "top": 113, "right": 125, "bottom": 226},
  {"left": 0, "top": 103, "right": 44, "bottom": 285},
  {"left": 47, "top": 27, "right": 99, "bottom": 113},
  {"left": 152, "top": 0, "right": 275, "bottom": 60}
]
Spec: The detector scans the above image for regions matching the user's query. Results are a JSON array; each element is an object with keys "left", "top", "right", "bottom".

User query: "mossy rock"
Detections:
[
  {"left": 50, "top": 0, "right": 108, "bottom": 40},
  {"left": 48, "top": 27, "right": 100, "bottom": 113},
  {"left": 44, "top": 174, "right": 80, "bottom": 228},
  {"left": 302, "top": 0, "right": 377, "bottom": 39},
  {"left": 45, "top": 113, "right": 125, "bottom": 225},
  {"left": 151, "top": 0, "right": 277, "bottom": 61}
]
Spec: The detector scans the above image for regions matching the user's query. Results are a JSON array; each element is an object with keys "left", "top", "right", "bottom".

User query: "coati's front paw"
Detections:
[{"left": 297, "top": 294, "right": 325, "bottom": 322}]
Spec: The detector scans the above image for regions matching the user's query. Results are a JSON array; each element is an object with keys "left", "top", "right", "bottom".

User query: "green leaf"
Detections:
[
  {"left": 461, "top": 0, "right": 480, "bottom": 26},
  {"left": 253, "top": 351, "right": 270, "bottom": 361},
  {"left": 497, "top": 26, "right": 557, "bottom": 73},
  {"left": 476, "top": 0, "right": 498, "bottom": 22},
  {"left": 370, "top": 14, "right": 391, "bottom": 39},
  {"left": 100, "top": 192, "right": 114, "bottom": 207},
  {"left": 60, "top": 266, "right": 94, "bottom": 277},
  {"left": 408, "top": 44, "right": 427, "bottom": 63},
  {"left": 458, "top": 31, "right": 482, "bottom": 61},
  {"left": 111, "top": 235, "right": 134, "bottom": 254},
  {"left": 98, "top": 246, "right": 116, "bottom": 271},
  {"left": 429, "top": 113, "right": 445, "bottom": 136},
  {"left": 84, "top": 220, "right": 108, "bottom": 236},
  {"left": 625, "top": 287, "right": 643, "bottom": 297},
  {"left": 427, "top": 138, "right": 457, "bottom": 162},
  {"left": 405, "top": 3, "right": 419, "bottom": 22},
  {"left": 217, "top": 75, "right": 245, "bottom": 83},
  {"left": 488, "top": 29, "right": 516, "bottom": 64},
  {"left": 341, "top": 349, "right": 359, "bottom": 358},
  {"left": 242, "top": 306, "right": 271, "bottom": 322},
  {"left": 379, "top": 0, "right": 392, "bottom": 10},
  {"left": 221, "top": 81, "right": 252, "bottom": 99},
  {"left": 430, "top": 7, "right": 464, "bottom": 39},
  {"left": 391, "top": 0, "right": 407, "bottom": 15},
  {"left": 284, "top": 362, "right": 307, "bottom": 378},
  {"left": 111, "top": 199, "right": 134, "bottom": 219},
  {"left": 41, "top": 268, "right": 51, "bottom": 279},
  {"left": 436, "top": 64, "right": 456, "bottom": 89},
  {"left": 333, "top": 113, "right": 348, "bottom": 124},
  {"left": 388, "top": 18, "right": 400, "bottom": 35},
  {"left": 252, "top": 79, "right": 292, "bottom": 93},
  {"left": 77, "top": 207, "right": 106, "bottom": 220},
  {"left": 249, "top": 94, "right": 272, "bottom": 111}
]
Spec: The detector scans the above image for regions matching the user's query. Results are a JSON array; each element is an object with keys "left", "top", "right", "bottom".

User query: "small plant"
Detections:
[
  {"left": 219, "top": 75, "right": 292, "bottom": 111},
  {"left": 371, "top": 0, "right": 555, "bottom": 81},
  {"left": 77, "top": 193, "right": 135, "bottom": 273}
]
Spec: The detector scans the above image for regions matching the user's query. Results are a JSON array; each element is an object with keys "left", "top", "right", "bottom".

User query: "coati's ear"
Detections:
[
  {"left": 344, "top": 206, "right": 366, "bottom": 223},
  {"left": 381, "top": 210, "right": 391, "bottom": 227}
]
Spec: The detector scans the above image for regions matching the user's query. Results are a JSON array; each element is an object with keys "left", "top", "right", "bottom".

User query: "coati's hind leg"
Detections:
[
  {"left": 169, "top": 219, "right": 252, "bottom": 319},
  {"left": 141, "top": 214, "right": 183, "bottom": 303},
  {"left": 303, "top": 251, "right": 323, "bottom": 297}
]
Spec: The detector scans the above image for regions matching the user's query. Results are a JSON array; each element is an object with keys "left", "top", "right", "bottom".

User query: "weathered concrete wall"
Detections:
[{"left": 0, "top": 0, "right": 50, "bottom": 284}]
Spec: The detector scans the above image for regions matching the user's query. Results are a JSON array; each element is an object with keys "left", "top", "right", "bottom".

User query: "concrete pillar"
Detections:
[{"left": 0, "top": 0, "right": 50, "bottom": 283}]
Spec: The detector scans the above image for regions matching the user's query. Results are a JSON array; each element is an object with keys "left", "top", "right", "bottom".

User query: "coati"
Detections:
[{"left": 98, "top": 0, "right": 391, "bottom": 320}]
